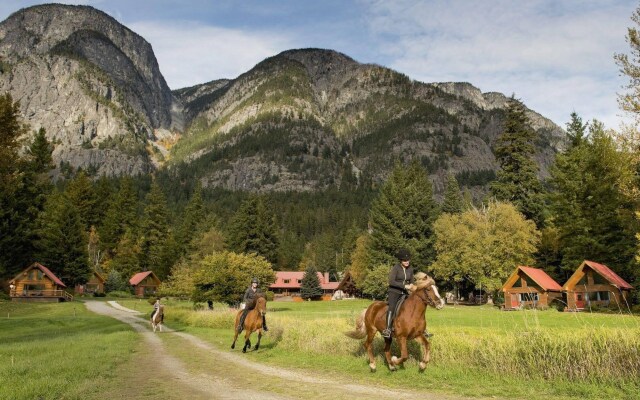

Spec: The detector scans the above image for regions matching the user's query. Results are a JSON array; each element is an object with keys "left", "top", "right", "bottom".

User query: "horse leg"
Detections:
[
  {"left": 242, "top": 331, "right": 252, "bottom": 353},
  {"left": 391, "top": 336, "right": 409, "bottom": 369},
  {"left": 383, "top": 337, "right": 396, "bottom": 371},
  {"left": 231, "top": 326, "right": 240, "bottom": 349},
  {"left": 254, "top": 330, "right": 262, "bottom": 350},
  {"left": 416, "top": 334, "right": 431, "bottom": 371},
  {"left": 364, "top": 328, "right": 377, "bottom": 372}
]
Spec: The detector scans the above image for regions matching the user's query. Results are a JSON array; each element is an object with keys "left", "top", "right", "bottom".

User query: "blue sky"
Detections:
[{"left": 1, "top": 0, "right": 638, "bottom": 129}]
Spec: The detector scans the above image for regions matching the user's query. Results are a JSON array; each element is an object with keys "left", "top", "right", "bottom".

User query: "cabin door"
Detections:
[
  {"left": 511, "top": 294, "right": 519, "bottom": 308},
  {"left": 575, "top": 293, "right": 585, "bottom": 309}
]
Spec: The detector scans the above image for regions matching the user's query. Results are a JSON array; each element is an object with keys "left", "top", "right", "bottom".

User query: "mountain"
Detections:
[
  {"left": 0, "top": 4, "right": 181, "bottom": 176},
  {"left": 171, "top": 48, "right": 565, "bottom": 194},
  {"left": 0, "top": 4, "right": 565, "bottom": 194}
]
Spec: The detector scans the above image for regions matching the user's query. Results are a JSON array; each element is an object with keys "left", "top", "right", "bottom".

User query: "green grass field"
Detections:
[
  {"left": 2, "top": 298, "right": 638, "bottom": 399},
  {"left": 119, "top": 298, "right": 640, "bottom": 400},
  {"left": 0, "top": 301, "right": 139, "bottom": 400}
]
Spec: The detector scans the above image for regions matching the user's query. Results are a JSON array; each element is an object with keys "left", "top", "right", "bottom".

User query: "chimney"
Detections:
[{"left": 324, "top": 272, "right": 330, "bottom": 283}]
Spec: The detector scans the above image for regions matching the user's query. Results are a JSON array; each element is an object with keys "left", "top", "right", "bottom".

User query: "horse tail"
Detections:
[{"left": 344, "top": 309, "right": 367, "bottom": 339}]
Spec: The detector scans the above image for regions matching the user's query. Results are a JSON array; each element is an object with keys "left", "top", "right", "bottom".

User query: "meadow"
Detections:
[
  {"left": 2, "top": 298, "right": 639, "bottom": 399},
  {"left": 118, "top": 298, "right": 640, "bottom": 400}
]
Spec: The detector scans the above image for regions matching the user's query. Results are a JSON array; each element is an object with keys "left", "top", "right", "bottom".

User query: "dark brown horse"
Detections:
[
  {"left": 231, "top": 296, "right": 267, "bottom": 353},
  {"left": 346, "top": 272, "right": 444, "bottom": 371}
]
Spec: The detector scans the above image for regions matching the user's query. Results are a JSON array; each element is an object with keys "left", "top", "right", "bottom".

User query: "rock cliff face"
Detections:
[
  {"left": 0, "top": 5, "right": 566, "bottom": 193},
  {"left": 0, "top": 4, "right": 178, "bottom": 176},
  {"left": 172, "top": 48, "right": 566, "bottom": 194}
]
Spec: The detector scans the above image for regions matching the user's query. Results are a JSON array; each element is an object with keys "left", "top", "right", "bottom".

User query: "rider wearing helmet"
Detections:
[
  {"left": 382, "top": 248, "right": 414, "bottom": 339},
  {"left": 237, "top": 277, "right": 268, "bottom": 332}
]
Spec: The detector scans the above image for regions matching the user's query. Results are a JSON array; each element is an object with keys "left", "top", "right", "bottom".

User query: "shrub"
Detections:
[{"left": 107, "top": 290, "right": 134, "bottom": 298}]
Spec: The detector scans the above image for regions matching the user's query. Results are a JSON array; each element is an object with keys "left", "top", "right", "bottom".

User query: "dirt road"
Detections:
[{"left": 85, "top": 301, "right": 469, "bottom": 400}]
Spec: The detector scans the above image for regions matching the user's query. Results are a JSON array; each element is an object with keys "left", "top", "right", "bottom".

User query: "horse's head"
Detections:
[
  {"left": 414, "top": 272, "right": 445, "bottom": 310},
  {"left": 255, "top": 296, "right": 267, "bottom": 316}
]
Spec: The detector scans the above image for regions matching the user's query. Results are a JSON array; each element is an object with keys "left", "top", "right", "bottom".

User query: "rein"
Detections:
[{"left": 415, "top": 286, "right": 437, "bottom": 307}]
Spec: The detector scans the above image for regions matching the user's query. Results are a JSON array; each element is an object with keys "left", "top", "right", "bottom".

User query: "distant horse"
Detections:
[
  {"left": 151, "top": 305, "right": 164, "bottom": 333},
  {"left": 345, "top": 272, "right": 444, "bottom": 372},
  {"left": 231, "top": 296, "right": 267, "bottom": 353}
]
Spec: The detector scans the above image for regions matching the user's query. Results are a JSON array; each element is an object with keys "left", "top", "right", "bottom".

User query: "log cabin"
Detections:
[{"left": 9, "top": 262, "right": 72, "bottom": 302}]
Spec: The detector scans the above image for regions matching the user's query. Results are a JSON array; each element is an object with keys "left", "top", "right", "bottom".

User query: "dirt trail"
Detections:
[{"left": 85, "top": 301, "right": 470, "bottom": 400}]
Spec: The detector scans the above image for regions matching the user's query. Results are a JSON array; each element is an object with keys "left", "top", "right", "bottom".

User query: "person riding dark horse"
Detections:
[
  {"left": 237, "top": 278, "right": 268, "bottom": 332},
  {"left": 382, "top": 248, "right": 414, "bottom": 339}
]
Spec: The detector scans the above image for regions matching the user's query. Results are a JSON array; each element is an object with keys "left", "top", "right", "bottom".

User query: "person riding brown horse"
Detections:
[
  {"left": 237, "top": 277, "right": 268, "bottom": 332},
  {"left": 382, "top": 248, "right": 414, "bottom": 339},
  {"left": 345, "top": 272, "right": 444, "bottom": 371},
  {"left": 232, "top": 296, "right": 267, "bottom": 352}
]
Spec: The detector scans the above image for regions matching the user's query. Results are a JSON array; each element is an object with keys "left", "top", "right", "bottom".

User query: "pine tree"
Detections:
[
  {"left": 490, "top": 96, "right": 545, "bottom": 227},
  {"left": 177, "top": 183, "right": 205, "bottom": 257},
  {"left": 65, "top": 171, "right": 98, "bottom": 230},
  {"left": 548, "top": 121, "right": 637, "bottom": 280},
  {"left": 100, "top": 176, "right": 139, "bottom": 256},
  {"left": 227, "top": 195, "right": 280, "bottom": 264},
  {"left": 442, "top": 174, "right": 464, "bottom": 214},
  {"left": 110, "top": 229, "right": 141, "bottom": 279},
  {"left": 36, "top": 192, "right": 91, "bottom": 287},
  {"left": 300, "top": 264, "right": 323, "bottom": 300},
  {"left": 566, "top": 112, "right": 587, "bottom": 148},
  {"left": 368, "top": 162, "right": 440, "bottom": 269},
  {"left": 139, "top": 182, "right": 170, "bottom": 279}
]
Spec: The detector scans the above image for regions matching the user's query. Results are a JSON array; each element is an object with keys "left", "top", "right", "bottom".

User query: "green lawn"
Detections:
[
  {"left": 0, "top": 300, "right": 139, "bottom": 400},
  {"left": 126, "top": 298, "right": 640, "bottom": 400}
]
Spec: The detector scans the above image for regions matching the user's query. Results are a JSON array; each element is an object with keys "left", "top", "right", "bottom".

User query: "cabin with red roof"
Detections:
[
  {"left": 563, "top": 260, "right": 634, "bottom": 311},
  {"left": 501, "top": 266, "right": 563, "bottom": 310},
  {"left": 270, "top": 271, "right": 339, "bottom": 301},
  {"left": 9, "top": 262, "right": 73, "bottom": 302},
  {"left": 129, "top": 271, "right": 161, "bottom": 297},
  {"left": 75, "top": 271, "right": 105, "bottom": 295}
]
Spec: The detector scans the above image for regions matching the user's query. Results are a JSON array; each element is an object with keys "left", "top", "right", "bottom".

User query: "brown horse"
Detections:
[
  {"left": 231, "top": 296, "right": 267, "bottom": 353},
  {"left": 151, "top": 305, "right": 164, "bottom": 333},
  {"left": 345, "top": 272, "right": 444, "bottom": 372}
]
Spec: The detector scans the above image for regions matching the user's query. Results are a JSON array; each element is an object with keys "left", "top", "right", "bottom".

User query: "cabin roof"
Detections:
[
  {"left": 270, "top": 271, "right": 338, "bottom": 290},
  {"left": 502, "top": 266, "right": 562, "bottom": 291},
  {"left": 129, "top": 271, "right": 160, "bottom": 286},
  {"left": 566, "top": 260, "right": 634, "bottom": 290},
  {"left": 11, "top": 262, "right": 66, "bottom": 287}
]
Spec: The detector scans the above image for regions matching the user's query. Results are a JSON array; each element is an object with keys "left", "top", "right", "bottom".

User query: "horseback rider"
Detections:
[
  {"left": 382, "top": 248, "right": 414, "bottom": 339},
  {"left": 152, "top": 296, "right": 164, "bottom": 323},
  {"left": 237, "top": 277, "right": 268, "bottom": 332}
]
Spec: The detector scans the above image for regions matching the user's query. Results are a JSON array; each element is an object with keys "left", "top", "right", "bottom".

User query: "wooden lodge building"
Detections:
[
  {"left": 9, "top": 262, "right": 73, "bottom": 302},
  {"left": 563, "top": 260, "right": 634, "bottom": 311},
  {"left": 75, "top": 271, "right": 105, "bottom": 295},
  {"left": 501, "top": 266, "right": 563, "bottom": 310},
  {"left": 129, "top": 271, "right": 161, "bottom": 297},
  {"left": 270, "top": 271, "right": 339, "bottom": 301}
]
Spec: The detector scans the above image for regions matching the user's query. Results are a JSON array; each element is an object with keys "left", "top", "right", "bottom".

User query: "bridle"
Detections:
[{"left": 415, "top": 284, "right": 443, "bottom": 308}]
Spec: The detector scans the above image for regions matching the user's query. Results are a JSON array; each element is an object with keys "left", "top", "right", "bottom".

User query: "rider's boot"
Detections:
[
  {"left": 262, "top": 315, "right": 268, "bottom": 331},
  {"left": 381, "top": 310, "right": 393, "bottom": 339},
  {"left": 423, "top": 329, "right": 433, "bottom": 338},
  {"left": 237, "top": 309, "right": 248, "bottom": 333}
]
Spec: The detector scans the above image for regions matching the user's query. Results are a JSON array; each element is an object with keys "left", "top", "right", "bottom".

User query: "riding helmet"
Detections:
[
  {"left": 251, "top": 277, "right": 259, "bottom": 284},
  {"left": 396, "top": 248, "right": 411, "bottom": 261}
]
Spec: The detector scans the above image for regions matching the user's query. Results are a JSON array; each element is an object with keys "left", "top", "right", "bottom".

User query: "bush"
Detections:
[
  {"left": 93, "top": 292, "right": 106, "bottom": 297},
  {"left": 265, "top": 290, "right": 275, "bottom": 301},
  {"left": 107, "top": 290, "right": 134, "bottom": 298}
]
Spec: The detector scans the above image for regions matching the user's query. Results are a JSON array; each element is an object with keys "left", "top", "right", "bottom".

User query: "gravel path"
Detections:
[{"left": 84, "top": 301, "right": 471, "bottom": 400}]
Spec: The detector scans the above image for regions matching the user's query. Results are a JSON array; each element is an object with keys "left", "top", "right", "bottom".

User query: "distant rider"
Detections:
[
  {"left": 237, "top": 278, "right": 268, "bottom": 332},
  {"left": 152, "top": 296, "right": 164, "bottom": 323}
]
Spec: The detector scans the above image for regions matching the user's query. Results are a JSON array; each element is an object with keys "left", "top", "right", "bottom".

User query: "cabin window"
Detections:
[
  {"left": 29, "top": 269, "right": 44, "bottom": 280},
  {"left": 588, "top": 291, "right": 610, "bottom": 301},
  {"left": 577, "top": 275, "right": 587, "bottom": 286},
  {"left": 512, "top": 278, "right": 522, "bottom": 288},
  {"left": 297, "top": 279, "right": 302, "bottom": 284},
  {"left": 520, "top": 293, "right": 539, "bottom": 302},
  {"left": 592, "top": 273, "right": 607, "bottom": 285},
  {"left": 283, "top": 279, "right": 290, "bottom": 284}
]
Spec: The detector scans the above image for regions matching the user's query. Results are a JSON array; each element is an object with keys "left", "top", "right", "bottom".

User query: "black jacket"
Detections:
[
  {"left": 243, "top": 286, "right": 264, "bottom": 305},
  {"left": 388, "top": 263, "right": 414, "bottom": 294}
]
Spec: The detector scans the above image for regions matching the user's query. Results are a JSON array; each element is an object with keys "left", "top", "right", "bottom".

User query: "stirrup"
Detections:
[
  {"left": 381, "top": 328, "right": 392, "bottom": 338},
  {"left": 423, "top": 331, "right": 433, "bottom": 338}
]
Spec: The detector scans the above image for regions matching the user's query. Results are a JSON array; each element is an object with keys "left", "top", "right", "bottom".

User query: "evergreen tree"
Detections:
[
  {"left": 65, "top": 171, "right": 98, "bottom": 230},
  {"left": 548, "top": 121, "right": 637, "bottom": 280},
  {"left": 442, "top": 174, "right": 464, "bottom": 214},
  {"left": 26, "top": 127, "right": 54, "bottom": 174},
  {"left": 35, "top": 192, "right": 91, "bottom": 287},
  {"left": 566, "top": 112, "right": 588, "bottom": 148},
  {"left": 100, "top": 176, "right": 138, "bottom": 256},
  {"left": 227, "top": 195, "right": 280, "bottom": 264},
  {"left": 139, "top": 182, "right": 171, "bottom": 279},
  {"left": 177, "top": 183, "right": 205, "bottom": 257},
  {"left": 490, "top": 96, "right": 545, "bottom": 227},
  {"left": 110, "top": 229, "right": 141, "bottom": 279},
  {"left": 300, "top": 264, "right": 323, "bottom": 300},
  {"left": 368, "top": 161, "right": 440, "bottom": 269}
]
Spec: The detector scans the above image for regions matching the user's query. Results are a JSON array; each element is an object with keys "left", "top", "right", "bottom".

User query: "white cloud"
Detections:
[
  {"left": 362, "top": 0, "right": 636, "bottom": 128},
  {"left": 129, "top": 21, "right": 295, "bottom": 89}
]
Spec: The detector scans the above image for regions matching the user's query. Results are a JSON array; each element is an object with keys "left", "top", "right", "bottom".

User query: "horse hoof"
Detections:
[
  {"left": 389, "top": 366, "right": 397, "bottom": 372},
  {"left": 254, "top": 345, "right": 260, "bottom": 351},
  {"left": 242, "top": 348, "right": 247, "bottom": 353},
  {"left": 391, "top": 356, "right": 398, "bottom": 366},
  {"left": 419, "top": 362, "right": 427, "bottom": 371},
  {"left": 231, "top": 344, "right": 235, "bottom": 349},
  {"left": 369, "top": 363, "right": 376, "bottom": 372}
]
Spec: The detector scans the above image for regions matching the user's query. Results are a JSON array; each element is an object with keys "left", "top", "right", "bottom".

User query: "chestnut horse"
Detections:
[
  {"left": 231, "top": 296, "right": 267, "bottom": 353},
  {"left": 151, "top": 305, "right": 164, "bottom": 333},
  {"left": 346, "top": 272, "right": 444, "bottom": 372}
]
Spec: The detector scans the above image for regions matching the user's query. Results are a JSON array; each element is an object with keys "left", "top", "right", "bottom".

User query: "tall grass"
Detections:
[{"left": 163, "top": 299, "right": 640, "bottom": 387}]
